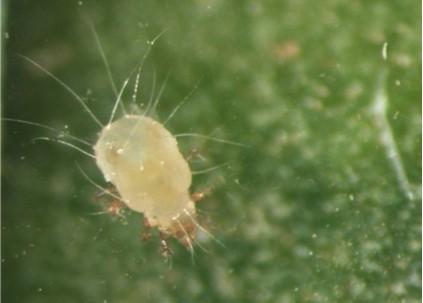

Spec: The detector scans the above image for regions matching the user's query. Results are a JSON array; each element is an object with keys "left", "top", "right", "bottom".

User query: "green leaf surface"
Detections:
[{"left": 3, "top": 0, "right": 421, "bottom": 302}]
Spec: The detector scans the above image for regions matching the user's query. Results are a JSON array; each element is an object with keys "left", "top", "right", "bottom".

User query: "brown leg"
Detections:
[
  {"left": 91, "top": 183, "right": 126, "bottom": 217},
  {"left": 140, "top": 217, "right": 152, "bottom": 241},
  {"left": 106, "top": 200, "right": 125, "bottom": 216},
  {"left": 92, "top": 183, "right": 119, "bottom": 202}
]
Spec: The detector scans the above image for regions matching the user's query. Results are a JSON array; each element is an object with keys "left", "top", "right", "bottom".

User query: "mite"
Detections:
[
  {"left": 12, "top": 29, "right": 233, "bottom": 257},
  {"left": 94, "top": 115, "right": 197, "bottom": 249}
]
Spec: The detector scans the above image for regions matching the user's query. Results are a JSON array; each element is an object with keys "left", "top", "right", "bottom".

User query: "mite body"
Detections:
[{"left": 94, "top": 115, "right": 196, "bottom": 248}]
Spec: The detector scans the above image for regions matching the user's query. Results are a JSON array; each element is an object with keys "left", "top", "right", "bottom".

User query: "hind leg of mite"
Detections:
[{"left": 159, "top": 232, "right": 173, "bottom": 262}]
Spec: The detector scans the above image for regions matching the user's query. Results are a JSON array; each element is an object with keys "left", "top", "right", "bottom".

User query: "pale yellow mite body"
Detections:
[{"left": 94, "top": 115, "right": 196, "bottom": 247}]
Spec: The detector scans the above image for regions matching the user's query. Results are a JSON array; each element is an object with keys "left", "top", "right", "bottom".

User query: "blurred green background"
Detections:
[{"left": 3, "top": 0, "right": 421, "bottom": 302}]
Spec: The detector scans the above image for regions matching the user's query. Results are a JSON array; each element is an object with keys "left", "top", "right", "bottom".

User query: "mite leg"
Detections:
[
  {"left": 191, "top": 186, "right": 213, "bottom": 203},
  {"left": 89, "top": 182, "right": 128, "bottom": 221},
  {"left": 140, "top": 217, "right": 152, "bottom": 241},
  {"left": 92, "top": 182, "right": 119, "bottom": 202},
  {"left": 105, "top": 200, "right": 125, "bottom": 217},
  {"left": 191, "top": 175, "right": 226, "bottom": 203},
  {"left": 159, "top": 232, "right": 173, "bottom": 261},
  {"left": 92, "top": 183, "right": 126, "bottom": 218},
  {"left": 185, "top": 147, "right": 207, "bottom": 162}
]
